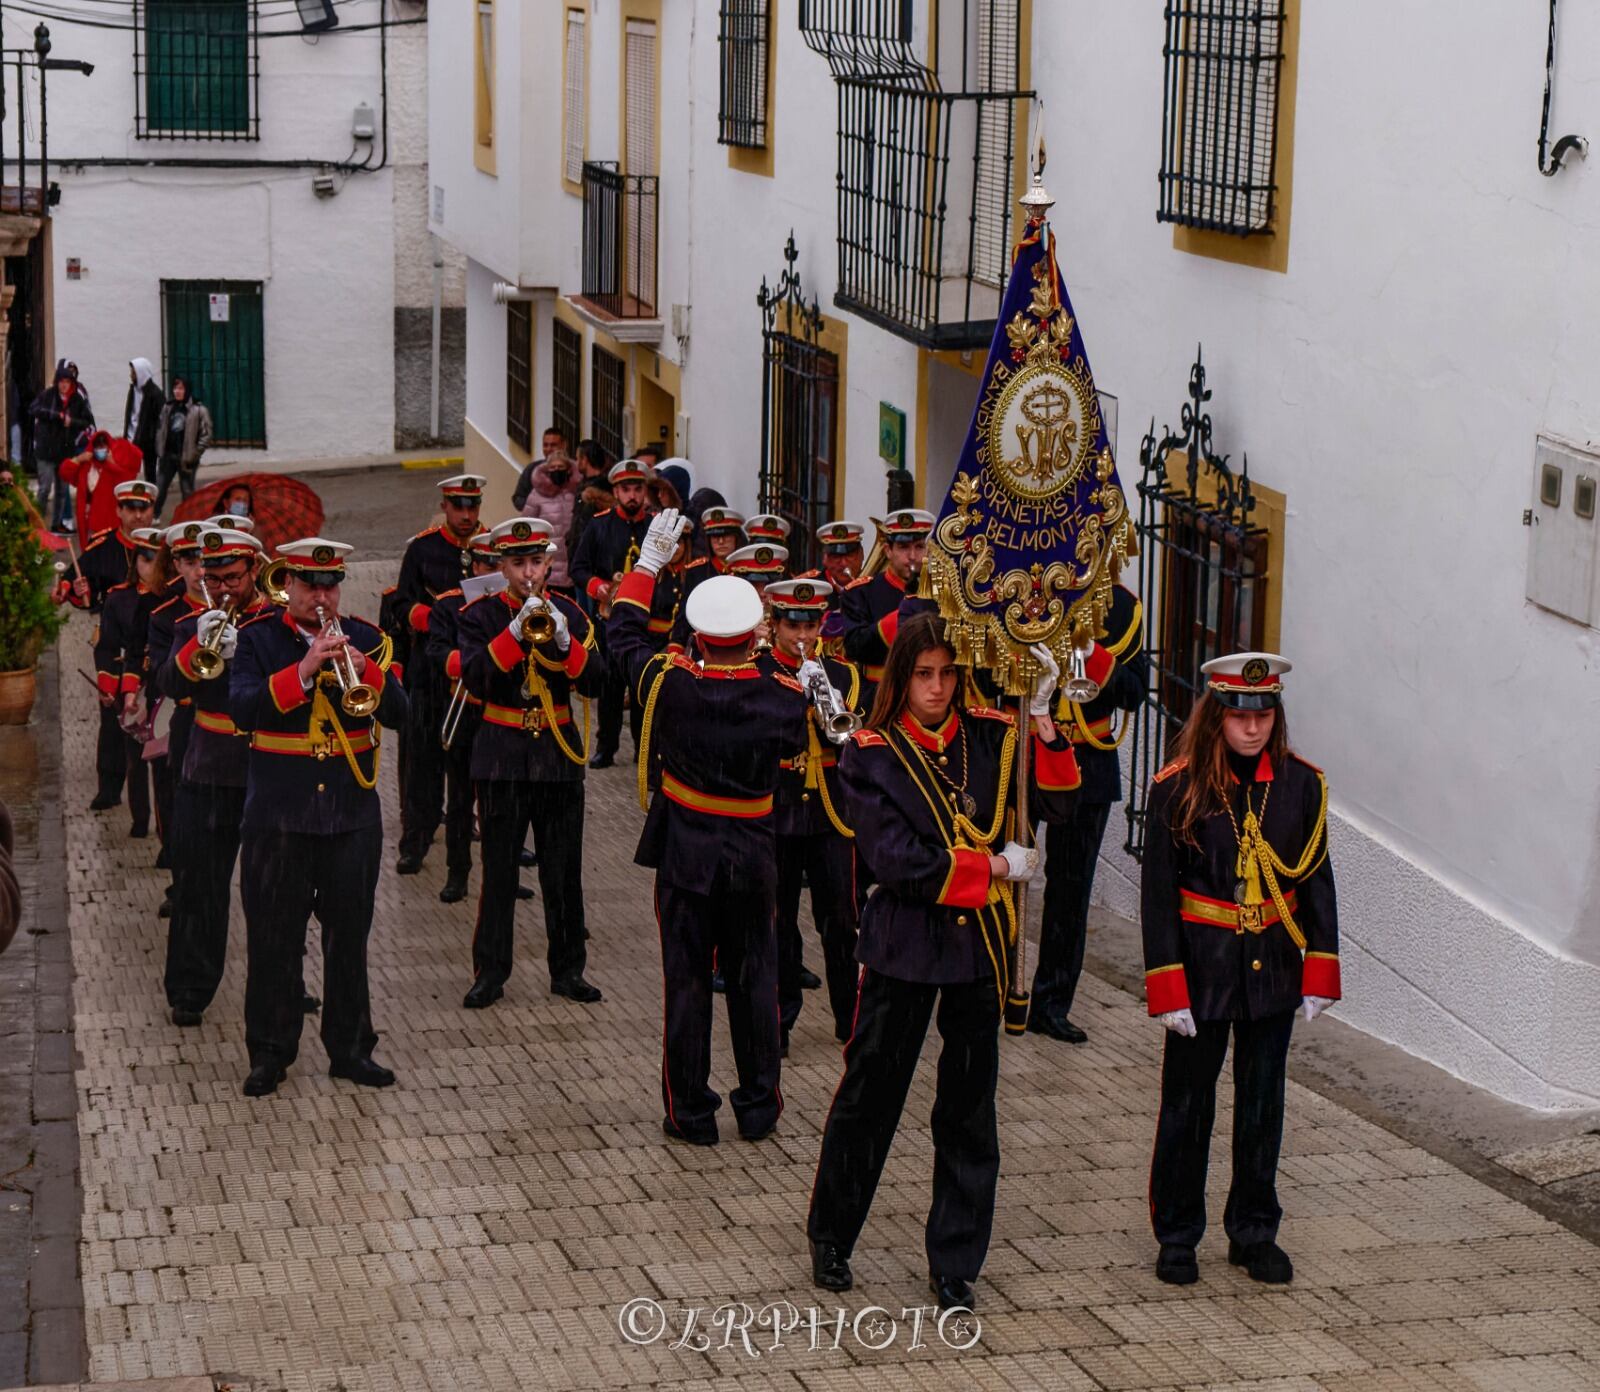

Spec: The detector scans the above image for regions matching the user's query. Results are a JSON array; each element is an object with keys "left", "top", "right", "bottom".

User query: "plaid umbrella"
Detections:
[{"left": 174, "top": 472, "right": 325, "bottom": 557}]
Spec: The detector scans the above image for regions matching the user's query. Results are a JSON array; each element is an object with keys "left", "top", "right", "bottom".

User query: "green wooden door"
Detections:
[{"left": 161, "top": 280, "right": 265, "bottom": 448}]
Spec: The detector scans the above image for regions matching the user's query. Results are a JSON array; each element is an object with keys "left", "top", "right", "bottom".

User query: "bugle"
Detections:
[
  {"left": 798, "top": 641, "right": 860, "bottom": 743},
  {"left": 314, "top": 604, "right": 380, "bottom": 717},
  {"left": 1061, "top": 640, "right": 1101, "bottom": 703},
  {"left": 259, "top": 556, "right": 290, "bottom": 605},
  {"left": 192, "top": 595, "right": 237, "bottom": 680}
]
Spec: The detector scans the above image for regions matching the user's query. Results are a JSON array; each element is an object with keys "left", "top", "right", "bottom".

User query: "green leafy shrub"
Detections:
[{"left": 0, "top": 484, "right": 68, "bottom": 671}]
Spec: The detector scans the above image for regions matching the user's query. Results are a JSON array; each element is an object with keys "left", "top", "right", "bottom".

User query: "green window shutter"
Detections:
[
  {"left": 144, "top": 0, "right": 253, "bottom": 138},
  {"left": 162, "top": 281, "right": 266, "bottom": 449}
]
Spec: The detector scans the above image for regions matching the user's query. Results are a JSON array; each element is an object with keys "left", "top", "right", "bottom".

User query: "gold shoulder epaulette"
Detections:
[
  {"left": 412, "top": 525, "right": 441, "bottom": 541},
  {"left": 436, "top": 587, "right": 464, "bottom": 600},
  {"left": 1154, "top": 757, "right": 1188, "bottom": 783},
  {"left": 845, "top": 573, "right": 874, "bottom": 590},
  {"left": 850, "top": 727, "right": 887, "bottom": 748},
  {"left": 669, "top": 652, "right": 701, "bottom": 675},
  {"left": 1289, "top": 751, "right": 1325, "bottom": 776},
  {"left": 238, "top": 609, "right": 276, "bottom": 629},
  {"left": 968, "top": 705, "right": 1014, "bottom": 724}
]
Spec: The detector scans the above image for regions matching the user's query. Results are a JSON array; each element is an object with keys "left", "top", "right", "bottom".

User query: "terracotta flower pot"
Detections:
[{"left": 0, "top": 667, "right": 36, "bottom": 725}]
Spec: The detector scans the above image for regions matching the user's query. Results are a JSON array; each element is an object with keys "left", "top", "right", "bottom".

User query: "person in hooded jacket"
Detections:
[
  {"left": 518, "top": 453, "right": 581, "bottom": 592},
  {"left": 59, "top": 430, "right": 144, "bottom": 541},
  {"left": 30, "top": 366, "right": 95, "bottom": 529},
  {"left": 124, "top": 357, "right": 166, "bottom": 484},
  {"left": 153, "top": 376, "right": 214, "bottom": 517}
]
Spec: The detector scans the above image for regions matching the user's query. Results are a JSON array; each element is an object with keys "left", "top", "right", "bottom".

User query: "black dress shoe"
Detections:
[
  {"left": 518, "top": 847, "right": 538, "bottom": 867},
  {"left": 739, "top": 1118, "right": 778, "bottom": 1142},
  {"left": 1229, "top": 1239, "right": 1293, "bottom": 1284},
  {"left": 89, "top": 794, "right": 118, "bottom": 811},
  {"left": 243, "top": 1063, "right": 285, "bottom": 1097},
  {"left": 710, "top": 971, "right": 726, "bottom": 994},
  {"left": 929, "top": 1275, "right": 975, "bottom": 1310},
  {"left": 329, "top": 1056, "right": 396, "bottom": 1088},
  {"left": 157, "top": 895, "right": 173, "bottom": 920},
  {"left": 780, "top": 1031, "right": 790, "bottom": 1059},
  {"left": 662, "top": 1118, "right": 718, "bottom": 1146},
  {"left": 439, "top": 870, "right": 469, "bottom": 904},
  {"left": 395, "top": 853, "right": 424, "bottom": 875},
  {"left": 463, "top": 979, "right": 503, "bottom": 1009},
  {"left": 1156, "top": 1243, "right": 1199, "bottom": 1285},
  {"left": 810, "top": 1241, "right": 852, "bottom": 1292},
  {"left": 1027, "top": 1011, "right": 1088, "bottom": 1044},
  {"left": 588, "top": 751, "right": 615, "bottom": 770},
  {"left": 551, "top": 976, "right": 603, "bottom": 1004},
  {"left": 155, "top": 848, "right": 170, "bottom": 871},
  {"left": 515, "top": 883, "right": 535, "bottom": 901},
  {"left": 170, "top": 1007, "right": 203, "bottom": 1027},
  {"left": 798, "top": 966, "right": 822, "bottom": 991},
  {"left": 302, "top": 993, "right": 321, "bottom": 1014},
  {"left": 129, "top": 821, "right": 149, "bottom": 840}
]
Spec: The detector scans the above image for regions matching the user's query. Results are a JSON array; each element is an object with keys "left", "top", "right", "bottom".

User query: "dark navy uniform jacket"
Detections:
[
  {"left": 145, "top": 590, "right": 206, "bottom": 771},
  {"left": 756, "top": 648, "right": 863, "bottom": 840},
  {"left": 1141, "top": 749, "right": 1340, "bottom": 1022},
  {"left": 396, "top": 525, "right": 473, "bottom": 695},
  {"left": 157, "top": 600, "right": 275, "bottom": 788},
  {"left": 609, "top": 568, "right": 808, "bottom": 896},
  {"left": 458, "top": 589, "right": 599, "bottom": 784},
  {"left": 93, "top": 582, "right": 163, "bottom": 701},
  {"left": 570, "top": 507, "right": 653, "bottom": 609},
  {"left": 1047, "top": 583, "right": 1149, "bottom": 806},
  {"left": 69, "top": 529, "right": 136, "bottom": 611},
  {"left": 839, "top": 568, "right": 916, "bottom": 693},
  {"left": 228, "top": 609, "right": 409, "bottom": 834}
]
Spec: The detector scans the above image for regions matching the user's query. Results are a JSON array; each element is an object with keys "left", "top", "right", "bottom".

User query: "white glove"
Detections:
[
  {"left": 635, "top": 508, "right": 688, "bottom": 575},
  {"left": 547, "top": 602, "right": 571, "bottom": 653},
  {"left": 796, "top": 657, "right": 828, "bottom": 691},
  {"left": 1028, "top": 643, "right": 1060, "bottom": 718},
  {"left": 508, "top": 595, "right": 544, "bottom": 643},
  {"left": 197, "top": 608, "right": 238, "bottom": 659},
  {"left": 1159, "top": 1008, "right": 1198, "bottom": 1037},
  {"left": 1302, "top": 995, "right": 1333, "bottom": 1022},
  {"left": 996, "top": 840, "right": 1039, "bottom": 881}
]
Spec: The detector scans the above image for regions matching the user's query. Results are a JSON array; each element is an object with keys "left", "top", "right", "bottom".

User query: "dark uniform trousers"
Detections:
[
  {"left": 163, "top": 783, "right": 244, "bottom": 1011},
  {"left": 1150, "top": 1010, "right": 1295, "bottom": 1250},
  {"left": 1033, "top": 801, "right": 1112, "bottom": 1017},
  {"left": 151, "top": 755, "right": 174, "bottom": 857},
  {"left": 442, "top": 711, "right": 479, "bottom": 872},
  {"left": 656, "top": 871, "right": 782, "bottom": 1140},
  {"left": 808, "top": 970, "right": 1001, "bottom": 1280},
  {"left": 473, "top": 779, "right": 587, "bottom": 986},
  {"left": 241, "top": 823, "right": 382, "bottom": 1069},
  {"left": 595, "top": 636, "right": 644, "bottom": 759},
  {"left": 776, "top": 832, "right": 859, "bottom": 1041},
  {"left": 120, "top": 729, "right": 152, "bottom": 829},
  {"left": 398, "top": 674, "right": 446, "bottom": 860},
  {"left": 95, "top": 706, "right": 128, "bottom": 804}
]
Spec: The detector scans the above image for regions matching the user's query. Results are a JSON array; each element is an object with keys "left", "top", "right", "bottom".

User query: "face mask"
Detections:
[
  {"left": 93, "top": 448, "right": 108, "bottom": 462},
  {"left": 228, "top": 501, "right": 249, "bottom": 517},
  {"left": 547, "top": 466, "right": 569, "bottom": 482}
]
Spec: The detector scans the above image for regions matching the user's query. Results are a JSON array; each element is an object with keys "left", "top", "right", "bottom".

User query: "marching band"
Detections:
[{"left": 65, "top": 459, "right": 1341, "bottom": 1310}]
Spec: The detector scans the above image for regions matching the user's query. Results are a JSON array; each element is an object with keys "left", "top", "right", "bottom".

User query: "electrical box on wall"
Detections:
[{"left": 1526, "top": 433, "right": 1600, "bottom": 625}]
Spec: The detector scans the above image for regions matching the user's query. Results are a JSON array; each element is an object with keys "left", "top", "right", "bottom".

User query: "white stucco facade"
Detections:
[
  {"left": 15, "top": 0, "right": 445, "bottom": 461},
  {"left": 431, "top": 0, "right": 1600, "bottom": 1109}
]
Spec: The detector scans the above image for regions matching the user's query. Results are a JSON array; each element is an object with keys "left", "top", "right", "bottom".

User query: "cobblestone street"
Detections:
[{"left": 37, "top": 563, "right": 1600, "bottom": 1391}]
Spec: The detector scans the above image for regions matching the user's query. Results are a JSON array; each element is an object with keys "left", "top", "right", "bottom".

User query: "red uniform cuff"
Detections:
[
  {"left": 1085, "top": 642, "right": 1115, "bottom": 687},
  {"left": 585, "top": 575, "right": 609, "bottom": 600},
  {"left": 408, "top": 602, "right": 431, "bottom": 634},
  {"left": 614, "top": 569, "right": 655, "bottom": 609},
  {"left": 355, "top": 652, "right": 386, "bottom": 695},
  {"left": 176, "top": 634, "right": 202, "bottom": 682},
  {"left": 1032, "top": 734, "right": 1082, "bottom": 792},
  {"left": 119, "top": 673, "right": 141, "bottom": 695},
  {"left": 270, "top": 663, "right": 309, "bottom": 713},
  {"left": 390, "top": 661, "right": 405, "bottom": 687},
  {"left": 1302, "top": 952, "right": 1342, "bottom": 1000},
  {"left": 938, "top": 848, "right": 992, "bottom": 908},
  {"left": 563, "top": 641, "right": 588, "bottom": 678},
  {"left": 488, "top": 624, "right": 526, "bottom": 672},
  {"left": 877, "top": 609, "right": 901, "bottom": 646},
  {"left": 445, "top": 650, "right": 462, "bottom": 681},
  {"left": 1145, "top": 964, "right": 1191, "bottom": 1015},
  {"left": 96, "top": 670, "right": 117, "bottom": 697}
]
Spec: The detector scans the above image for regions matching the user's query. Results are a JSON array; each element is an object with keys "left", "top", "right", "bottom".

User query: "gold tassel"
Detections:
[{"left": 1238, "top": 812, "right": 1265, "bottom": 906}]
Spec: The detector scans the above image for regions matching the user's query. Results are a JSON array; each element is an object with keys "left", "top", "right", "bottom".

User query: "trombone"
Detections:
[{"left": 314, "top": 604, "right": 380, "bottom": 717}]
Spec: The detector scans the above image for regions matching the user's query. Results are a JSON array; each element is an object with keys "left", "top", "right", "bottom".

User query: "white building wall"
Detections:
[{"left": 429, "top": 1, "right": 1600, "bottom": 1107}]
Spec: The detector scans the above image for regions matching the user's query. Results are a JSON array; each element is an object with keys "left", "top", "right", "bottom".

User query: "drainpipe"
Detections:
[{"left": 429, "top": 235, "right": 443, "bottom": 441}]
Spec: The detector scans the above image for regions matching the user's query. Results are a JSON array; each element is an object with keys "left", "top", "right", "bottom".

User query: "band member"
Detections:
[
  {"left": 156, "top": 527, "right": 271, "bottom": 1025},
  {"left": 814, "top": 521, "right": 866, "bottom": 652},
  {"left": 1142, "top": 653, "right": 1338, "bottom": 1288},
  {"left": 839, "top": 509, "right": 935, "bottom": 702},
  {"left": 395, "top": 474, "right": 485, "bottom": 875},
  {"left": 808, "top": 613, "right": 1080, "bottom": 1310},
  {"left": 1030, "top": 578, "right": 1149, "bottom": 1044},
  {"left": 229, "top": 538, "right": 408, "bottom": 1097},
  {"left": 744, "top": 513, "right": 791, "bottom": 549},
  {"left": 646, "top": 512, "right": 697, "bottom": 654},
  {"left": 90, "top": 526, "right": 169, "bottom": 832},
  {"left": 428, "top": 530, "right": 496, "bottom": 904},
  {"left": 756, "top": 578, "right": 863, "bottom": 1046},
  {"left": 697, "top": 507, "right": 745, "bottom": 574},
  {"left": 571, "top": 459, "right": 656, "bottom": 768},
  {"left": 610, "top": 510, "right": 808, "bottom": 1145},
  {"left": 63, "top": 479, "right": 157, "bottom": 613},
  {"left": 457, "top": 517, "right": 603, "bottom": 1008}
]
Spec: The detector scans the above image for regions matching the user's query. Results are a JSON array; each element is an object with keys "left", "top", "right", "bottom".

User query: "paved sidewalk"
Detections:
[{"left": 41, "top": 564, "right": 1600, "bottom": 1391}]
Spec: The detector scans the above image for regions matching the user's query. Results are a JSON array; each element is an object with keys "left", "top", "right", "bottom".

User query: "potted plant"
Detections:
[{"left": 0, "top": 482, "right": 68, "bottom": 724}]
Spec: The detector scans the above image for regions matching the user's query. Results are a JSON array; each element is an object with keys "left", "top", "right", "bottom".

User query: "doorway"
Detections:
[{"left": 636, "top": 372, "right": 674, "bottom": 456}]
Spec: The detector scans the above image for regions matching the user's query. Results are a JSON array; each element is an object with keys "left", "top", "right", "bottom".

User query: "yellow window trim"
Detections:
[
  {"left": 560, "top": 3, "right": 590, "bottom": 198},
  {"left": 726, "top": 1, "right": 775, "bottom": 178}
]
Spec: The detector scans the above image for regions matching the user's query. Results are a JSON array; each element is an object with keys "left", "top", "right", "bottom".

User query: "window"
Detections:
[
  {"left": 1158, "top": 0, "right": 1286, "bottom": 235},
  {"left": 623, "top": 20, "right": 659, "bottom": 312},
  {"left": 552, "top": 320, "right": 583, "bottom": 449},
  {"left": 475, "top": 0, "right": 496, "bottom": 155},
  {"left": 506, "top": 299, "right": 532, "bottom": 453},
  {"left": 160, "top": 280, "right": 266, "bottom": 448},
  {"left": 136, "top": 0, "right": 258, "bottom": 141},
  {"left": 590, "top": 344, "right": 626, "bottom": 463},
  {"left": 563, "top": 9, "right": 588, "bottom": 186},
  {"left": 718, "top": 0, "right": 770, "bottom": 149},
  {"left": 971, "top": 0, "right": 1020, "bottom": 288}
]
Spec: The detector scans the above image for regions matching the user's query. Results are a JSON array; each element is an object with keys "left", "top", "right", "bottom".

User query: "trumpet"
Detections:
[
  {"left": 798, "top": 641, "right": 861, "bottom": 744},
  {"left": 510, "top": 583, "right": 556, "bottom": 645},
  {"left": 314, "top": 604, "right": 380, "bottom": 717},
  {"left": 440, "top": 678, "right": 469, "bottom": 750},
  {"left": 1061, "top": 641, "right": 1102, "bottom": 704},
  {"left": 192, "top": 595, "right": 237, "bottom": 680}
]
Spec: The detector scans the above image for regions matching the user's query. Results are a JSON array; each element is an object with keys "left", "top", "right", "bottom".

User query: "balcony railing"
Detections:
[{"left": 579, "top": 160, "right": 659, "bottom": 320}]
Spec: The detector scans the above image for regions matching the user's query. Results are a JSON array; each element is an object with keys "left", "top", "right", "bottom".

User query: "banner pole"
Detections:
[{"left": 1005, "top": 685, "right": 1032, "bottom": 1035}]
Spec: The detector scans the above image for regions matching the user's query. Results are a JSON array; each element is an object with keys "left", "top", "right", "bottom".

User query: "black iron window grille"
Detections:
[
  {"left": 718, "top": 0, "right": 771, "bottom": 149},
  {"left": 552, "top": 319, "right": 583, "bottom": 451},
  {"left": 160, "top": 279, "right": 266, "bottom": 448},
  {"left": 579, "top": 160, "right": 659, "bottom": 320},
  {"left": 0, "top": 47, "right": 51, "bottom": 217},
  {"left": 799, "top": 0, "right": 920, "bottom": 82},
  {"left": 1158, "top": 0, "right": 1285, "bottom": 235},
  {"left": 506, "top": 299, "right": 532, "bottom": 453},
  {"left": 758, "top": 235, "right": 839, "bottom": 571},
  {"left": 1125, "top": 348, "right": 1269, "bottom": 859},
  {"left": 590, "top": 344, "right": 626, "bottom": 463},
  {"left": 135, "top": 0, "right": 259, "bottom": 141}
]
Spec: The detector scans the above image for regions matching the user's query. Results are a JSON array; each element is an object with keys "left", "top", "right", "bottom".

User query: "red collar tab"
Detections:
[
  {"left": 771, "top": 648, "right": 800, "bottom": 671},
  {"left": 440, "top": 527, "right": 471, "bottom": 549},
  {"left": 898, "top": 710, "right": 959, "bottom": 752},
  {"left": 884, "top": 568, "right": 907, "bottom": 593},
  {"left": 117, "top": 531, "right": 139, "bottom": 548},
  {"left": 1229, "top": 752, "right": 1276, "bottom": 784},
  {"left": 698, "top": 661, "right": 760, "bottom": 680}
]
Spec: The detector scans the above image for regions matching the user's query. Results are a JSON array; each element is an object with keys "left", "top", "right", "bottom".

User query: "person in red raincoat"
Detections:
[{"left": 58, "top": 431, "right": 143, "bottom": 540}]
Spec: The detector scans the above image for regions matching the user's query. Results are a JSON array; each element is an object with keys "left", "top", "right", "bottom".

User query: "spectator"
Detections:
[
  {"left": 566, "top": 437, "right": 613, "bottom": 570},
  {"left": 124, "top": 357, "right": 165, "bottom": 484},
  {"left": 59, "top": 430, "right": 143, "bottom": 539},
  {"left": 217, "top": 482, "right": 254, "bottom": 520},
  {"left": 512, "top": 425, "right": 570, "bottom": 511},
  {"left": 152, "top": 375, "right": 213, "bottom": 518},
  {"left": 632, "top": 442, "right": 665, "bottom": 470},
  {"left": 656, "top": 457, "right": 692, "bottom": 507},
  {"left": 30, "top": 366, "right": 94, "bottom": 530},
  {"left": 0, "top": 799, "right": 18, "bottom": 957},
  {"left": 519, "top": 453, "right": 581, "bottom": 591}
]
